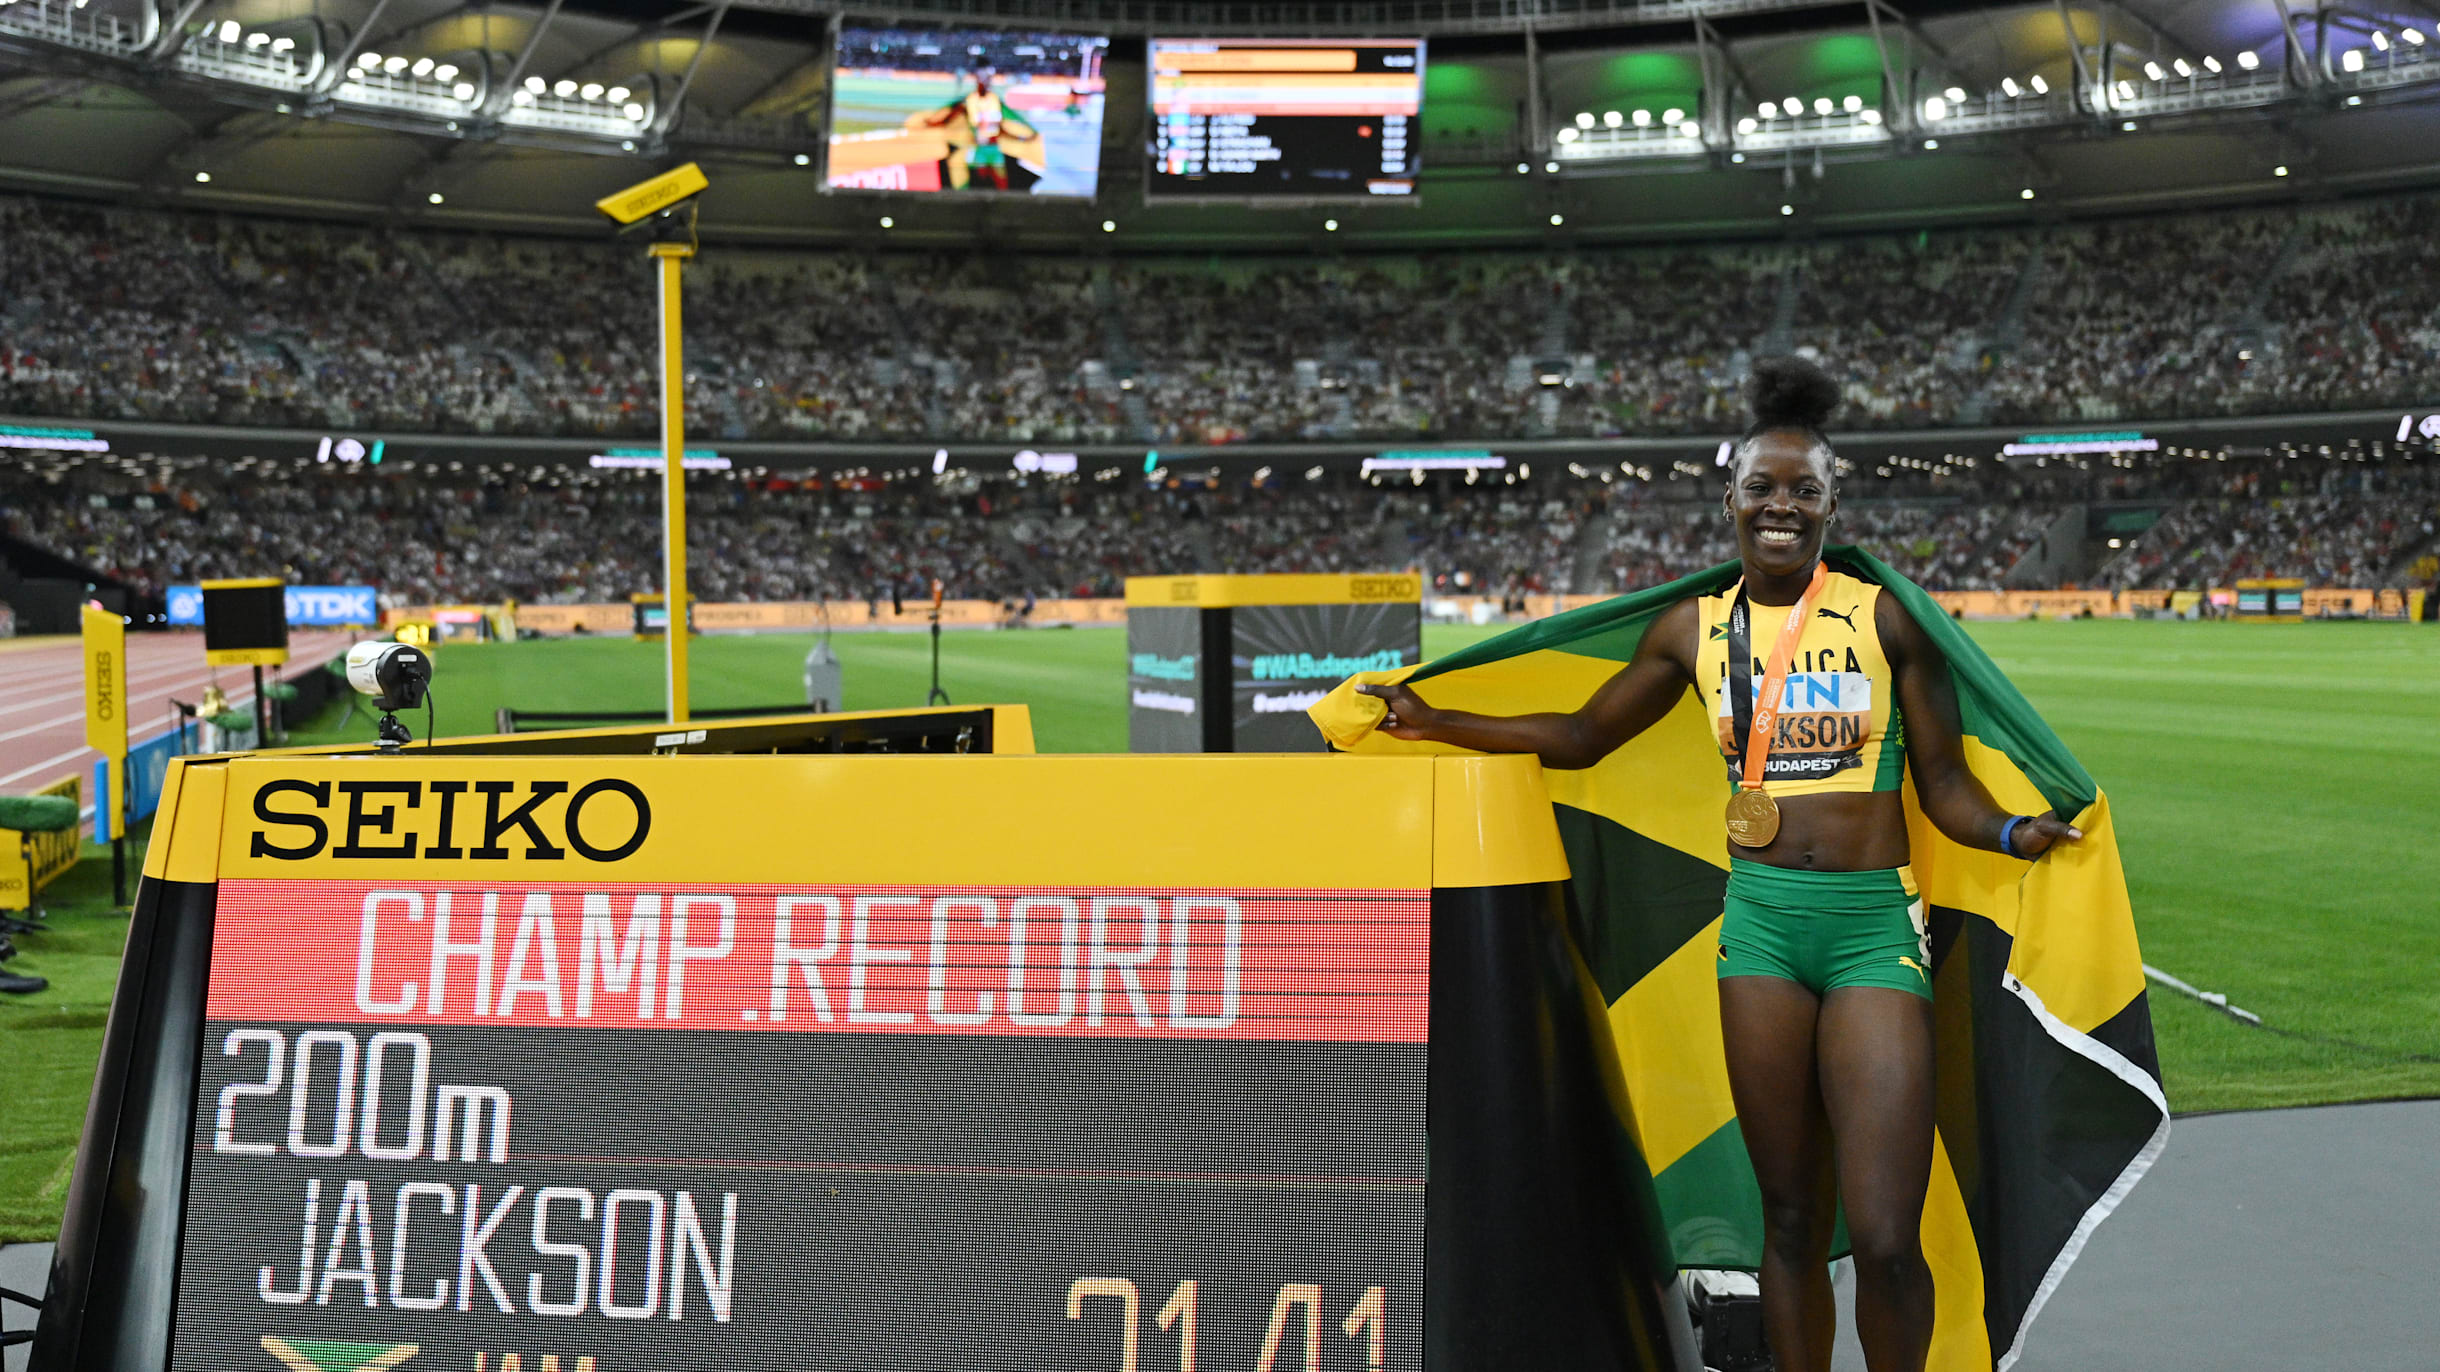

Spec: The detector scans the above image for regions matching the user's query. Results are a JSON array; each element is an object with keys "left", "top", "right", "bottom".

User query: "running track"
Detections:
[{"left": 0, "top": 631, "right": 355, "bottom": 807}]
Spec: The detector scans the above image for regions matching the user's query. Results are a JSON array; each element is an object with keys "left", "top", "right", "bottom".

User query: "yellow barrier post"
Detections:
[
  {"left": 652, "top": 241, "right": 694, "bottom": 724},
  {"left": 82, "top": 603, "right": 127, "bottom": 902}
]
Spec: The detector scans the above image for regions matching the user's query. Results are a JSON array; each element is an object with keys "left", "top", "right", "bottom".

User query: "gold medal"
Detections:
[
  {"left": 1725, "top": 787, "right": 1780, "bottom": 848},
  {"left": 1724, "top": 563, "right": 1828, "bottom": 850}
]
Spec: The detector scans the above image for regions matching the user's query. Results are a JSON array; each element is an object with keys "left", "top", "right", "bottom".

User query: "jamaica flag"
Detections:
[{"left": 1311, "top": 548, "right": 2167, "bottom": 1370}]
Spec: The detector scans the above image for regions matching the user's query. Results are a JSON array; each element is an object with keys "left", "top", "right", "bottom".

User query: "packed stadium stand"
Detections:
[
  {"left": 6, "top": 449, "right": 2432, "bottom": 607},
  {"left": 4, "top": 191, "right": 2437, "bottom": 446}
]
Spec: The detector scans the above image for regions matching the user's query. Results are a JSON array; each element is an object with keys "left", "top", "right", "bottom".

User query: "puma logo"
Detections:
[
  {"left": 1816, "top": 606, "right": 1858, "bottom": 631},
  {"left": 1899, "top": 955, "right": 1926, "bottom": 981}
]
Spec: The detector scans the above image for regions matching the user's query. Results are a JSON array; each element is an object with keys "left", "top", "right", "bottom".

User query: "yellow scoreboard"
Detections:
[{"left": 36, "top": 739, "right": 1697, "bottom": 1369}]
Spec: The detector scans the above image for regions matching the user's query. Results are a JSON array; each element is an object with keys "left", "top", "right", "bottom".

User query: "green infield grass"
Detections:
[{"left": 3, "top": 616, "right": 2434, "bottom": 1240}]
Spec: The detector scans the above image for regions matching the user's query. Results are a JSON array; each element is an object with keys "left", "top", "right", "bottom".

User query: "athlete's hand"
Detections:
[
  {"left": 2011, "top": 813, "right": 2084, "bottom": 859},
  {"left": 1355, "top": 682, "right": 1437, "bottom": 741}
]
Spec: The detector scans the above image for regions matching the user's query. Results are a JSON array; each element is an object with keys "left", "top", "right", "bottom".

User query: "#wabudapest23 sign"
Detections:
[{"left": 169, "top": 585, "right": 379, "bottom": 628}]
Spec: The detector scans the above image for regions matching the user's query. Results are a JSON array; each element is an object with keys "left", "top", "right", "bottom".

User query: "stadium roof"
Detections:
[{"left": 0, "top": 0, "right": 2435, "bottom": 247}]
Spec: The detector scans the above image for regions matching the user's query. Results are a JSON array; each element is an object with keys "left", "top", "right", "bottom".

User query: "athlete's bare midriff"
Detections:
[{"left": 1736, "top": 788, "right": 1911, "bottom": 871}]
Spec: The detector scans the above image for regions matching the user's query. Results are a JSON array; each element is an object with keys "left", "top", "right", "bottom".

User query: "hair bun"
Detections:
[{"left": 1746, "top": 355, "right": 1841, "bottom": 431}]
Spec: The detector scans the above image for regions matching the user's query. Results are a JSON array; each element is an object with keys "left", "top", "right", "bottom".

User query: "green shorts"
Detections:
[
  {"left": 967, "top": 143, "right": 1007, "bottom": 168},
  {"left": 1718, "top": 858, "right": 1931, "bottom": 1001}
]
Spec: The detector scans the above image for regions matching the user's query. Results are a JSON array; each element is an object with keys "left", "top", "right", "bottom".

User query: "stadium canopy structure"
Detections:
[{"left": 0, "top": 0, "right": 2435, "bottom": 245}]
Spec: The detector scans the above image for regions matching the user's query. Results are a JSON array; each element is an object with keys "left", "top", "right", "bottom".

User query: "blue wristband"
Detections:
[{"left": 2000, "top": 814, "right": 2029, "bottom": 857}]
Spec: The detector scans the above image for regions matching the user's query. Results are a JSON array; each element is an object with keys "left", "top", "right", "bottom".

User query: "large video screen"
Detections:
[
  {"left": 828, "top": 28, "right": 1108, "bottom": 196},
  {"left": 1147, "top": 38, "right": 1424, "bottom": 198}
]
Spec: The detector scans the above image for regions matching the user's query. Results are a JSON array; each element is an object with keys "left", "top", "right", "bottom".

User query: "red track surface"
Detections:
[{"left": 0, "top": 630, "right": 356, "bottom": 805}]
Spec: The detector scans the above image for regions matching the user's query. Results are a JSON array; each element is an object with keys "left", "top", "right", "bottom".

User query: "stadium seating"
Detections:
[
  {"left": 3, "top": 191, "right": 2436, "bottom": 445},
  {"left": 4, "top": 455, "right": 2432, "bottom": 605}
]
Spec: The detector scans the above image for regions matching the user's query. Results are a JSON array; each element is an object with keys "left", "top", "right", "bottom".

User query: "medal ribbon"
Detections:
[{"left": 1727, "top": 561, "right": 1830, "bottom": 793}]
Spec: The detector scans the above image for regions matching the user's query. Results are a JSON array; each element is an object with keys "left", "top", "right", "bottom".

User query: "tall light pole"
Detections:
[
  {"left": 651, "top": 236, "right": 693, "bottom": 723},
  {"left": 593, "top": 162, "right": 709, "bottom": 724}
]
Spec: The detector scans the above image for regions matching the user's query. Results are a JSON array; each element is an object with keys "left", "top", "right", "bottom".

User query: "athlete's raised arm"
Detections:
[{"left": 1356, "top": 596, "right": 1701, "bottom": 771}]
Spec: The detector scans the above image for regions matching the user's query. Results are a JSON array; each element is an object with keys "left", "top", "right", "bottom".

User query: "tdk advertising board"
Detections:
[{"left": 169, "top": 584, "right": 379, "bottom": 628}]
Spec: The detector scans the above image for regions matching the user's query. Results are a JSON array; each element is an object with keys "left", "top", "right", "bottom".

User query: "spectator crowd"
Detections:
[
  {"left": 3, "top": 191, "right": 2436, "bottom": 446},
  {"left": 5, "top": 451, "right": 2430, "bottom": 610}
]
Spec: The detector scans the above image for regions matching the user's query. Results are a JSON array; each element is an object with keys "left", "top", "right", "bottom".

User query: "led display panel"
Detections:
[
  {"left": 1147, "top": 39, "right": 1424, "bottom": 198},
  {"left": 828, "top": 27, "right": 1109, "bottom": 196}
]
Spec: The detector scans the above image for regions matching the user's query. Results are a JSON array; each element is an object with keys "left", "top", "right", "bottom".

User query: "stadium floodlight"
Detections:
[
  {"left": 2021, "top": 187, "right": 2036, "bottom": 199},
  {"left": 794, "top": 153, "right": 810, "bottom": 166},
  {"left": 2274, "top": 164, "right": 2289, "bottom": 176},
  {"left": 357, "top": 51, "right": 381, "bottom": 67},
  {"left": 608, "top": 86, "right": 629, "bottom": 101},
  {"left": 1860, "top": 107, "right": 1883, "bottom": 125},
  {"left": 1544, "top": 160, "right": 1559, "bottom": 172},
  {"left": 2001, "top": 77, "right": 2021, "bottom": 96},
  {"left": 2342, "top": 48, "right": 2365, "bottom": 71},
  {"left": 2032, "top": 74, "right": 2050, "bottom": 93},
  {"left": 245, "top": 31, "right": 268, "bottom": 47},
  {"left": 1323, "top": 218, "right": 1338, "bottom": 231},
  {"left": 581, "top": 83, "right": 605, "bottom": 100},
  {"left": 217, "top": 19, "right": 238, "bottom": 42},
  {"left": 1812, "top": 97, "right": 1833, "bottom": 115},
  {"left": 1664, "top": 107, "right": 1684, "bottom": 123},
  {"left": 384, "top": 55, "right": 407, "bottom": 73},
  {"left": 512, "top": 90, "right": 536, "bottom": 106},
  {"left": 194, "top": 171, "right": 211, "bottom": 183},
  {"left": 2371, "top": 31, "right": 2389, "bottom": 50},
  {"left": 1556, "top": 126, "right": 1579, "bottom": 143},
  {"left": 879, "top": 215, "right": 893, "bottom": 228},
  {"left": 2201, "top": 57, "right": 2220, "bottom": 73},
  {"left": 435, "top": 64, "right": 457, "bottom": 81},
  {"left": 1737, "top": 116, "right": 1758, "bottom": 134},
  {"left": 427, "top": 193, "right": 444, "bottom": 205},
  {"left": 2144, "top": 61, "right": 2166, "bottom": 80},
  {"left": 2405, "top": 29, "right": 2426, "bottom": 45},
  {"left": 623, "top": 102, "right": 646, "bottom": 120},
  {"left": 411, "top": 57, "right": 434, "bottom": 76},
  {"left": 2173, "top": 58, "right": 2193, "bottom": 76},
  {"left": 1574, "top": 111, "right": 1593, "bottom": 128},
  {"left": 593, "top": 162, "right": 709, "bottom": 226},
  {"left": 1756, "top": 102, "right": 1776, "bottom": 119},
  {"left": 1944, "top": 86, "right": 1965, "bottom": 102},
  {"left": 1922, "top": 137, "right": 1939, "bottom": 148},
  {"left": 2346, "top": 93, "right": 2363, "bottom": 104},
  {"left": 451, "top": 82, "right": 475, "bottom": 100},
  {"left": 525, "top": 75, "right": 545, "bottom": 93},
  {"left": 1732, "top": 151, "right": 1747, "bottom": 162},
  {"left": 1922, "top": 95, "right": 1948, "bottom": 121},
  {"left": 1635, "top": 108, "right": 1654, "bottom": 125},
  {"left": 554, "top": 79, "right": 578, "bottom": 96},
  {"left": 1679, "top": 120, "right": 1701, "bottom": 137},
  {"left": 1603, "top": 110, "right": 1623, "bottom": 127},
  {"left": 1516, "top": 162, "right": 1529, "bottom": 173},
  {"left": 2123, "top": 119, "right": 2139, "bottom": 130},
  {"left": 1780, "top": 203, "right": 1794, "bottom": 215},
  {"left": 2238, "top": 49, "right": 2262, "bottom": 68},
  {"left": 1844, "top": 94, "right": 1863, "bottom": 111},
  {"left": 2117, "top": 80, "right": 2136, "bottom": 99},
  {"left": 271, "top": 36, "right": 293, "bottom": 51},
  {"left": 1103, "top": 219, "right": 1117, "bottom": 231},
  {"left": 1549, "top": 213, "right": 1564, "bottom": 226}
]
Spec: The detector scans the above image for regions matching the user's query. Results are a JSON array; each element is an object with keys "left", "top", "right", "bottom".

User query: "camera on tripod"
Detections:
[{"left": 344, "top": 642, "right": 431, "bottom": 750}]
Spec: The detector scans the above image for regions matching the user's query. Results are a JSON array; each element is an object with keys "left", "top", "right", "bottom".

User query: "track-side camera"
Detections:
[{"left": 346, "top": 641, "right": 432, "bottom": 750}]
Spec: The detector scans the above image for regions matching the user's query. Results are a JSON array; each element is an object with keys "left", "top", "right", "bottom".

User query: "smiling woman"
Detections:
[{"left": 1354, "top": 354, "right": 2093, "bottom": 1372}]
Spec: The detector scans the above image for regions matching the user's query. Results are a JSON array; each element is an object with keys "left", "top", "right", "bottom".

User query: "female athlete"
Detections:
[{"left": 1358, "top": 356, "right": 2081, "bottom": 1372}]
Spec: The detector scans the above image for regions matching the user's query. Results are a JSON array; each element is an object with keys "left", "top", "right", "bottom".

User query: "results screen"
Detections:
[
  {"left": 1148, "top": 39, "right": 1424, "bottom": 198},
  {"left": 170, "top": 876, "right": 1426, "bottom": 1370}
]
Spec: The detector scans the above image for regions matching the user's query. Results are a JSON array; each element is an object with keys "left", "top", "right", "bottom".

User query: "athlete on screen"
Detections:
[
  {"left": 1356, "top": 356, "right": 2083, "bottom": 1372},
  {"left": 922, "top": 68, "right": 1038, "bottom": 191}
]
